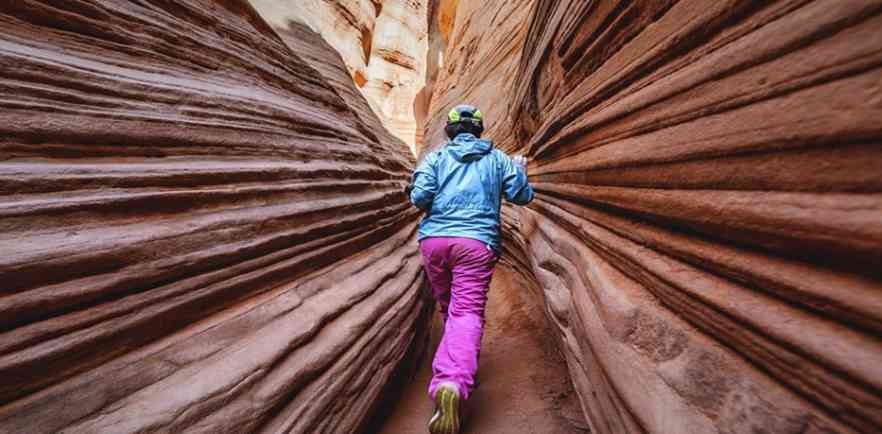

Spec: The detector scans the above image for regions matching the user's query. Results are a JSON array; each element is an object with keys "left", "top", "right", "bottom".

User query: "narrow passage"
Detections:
[{"left": 375, "top": 265, "right": 590, "bottom": 433}]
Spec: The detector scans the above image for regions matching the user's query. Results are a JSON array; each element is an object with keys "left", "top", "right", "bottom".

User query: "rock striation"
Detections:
[
  {"left": 248, "top": 0, "right": 428, "bottom": 151},
  {"left": 425, "top": 1, "right": 882, "bottom": 433},
  {"left": 0, "top": 1, "right": 429, "bottom": 433}
]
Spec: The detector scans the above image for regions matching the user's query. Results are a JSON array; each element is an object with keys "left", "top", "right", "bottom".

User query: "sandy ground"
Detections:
[{"left": 372, "top": 265, "right": 590, "bottom": 434}]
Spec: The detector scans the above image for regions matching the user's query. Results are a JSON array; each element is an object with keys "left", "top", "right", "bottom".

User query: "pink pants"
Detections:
[{"left": 420, "top": 237, "right": 497, "bottom": 401}]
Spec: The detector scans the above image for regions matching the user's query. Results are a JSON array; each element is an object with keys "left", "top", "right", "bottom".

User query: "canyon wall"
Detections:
[
  {"left": 249, "top": 0, "right": 428, "bottom": 151},
  {"left": 0, "top": 1, "right": 429, "bottom": 433},
  {"left": 426, "top": 1, "right": 882, "bottom": 433}
]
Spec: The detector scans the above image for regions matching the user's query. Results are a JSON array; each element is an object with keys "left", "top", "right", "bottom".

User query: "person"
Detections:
[{"left": 407, "top": 104, "right": 534, "bottom": 434}]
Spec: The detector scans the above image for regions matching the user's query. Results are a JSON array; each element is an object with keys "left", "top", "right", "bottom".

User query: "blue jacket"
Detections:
[{"left": 409, "top": 133, "right": 534, "bottom": 252}]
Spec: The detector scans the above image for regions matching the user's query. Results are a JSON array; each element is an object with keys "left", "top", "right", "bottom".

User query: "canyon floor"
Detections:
[{"left": 374, "top": 266, "right": 590, "bottom": 434}]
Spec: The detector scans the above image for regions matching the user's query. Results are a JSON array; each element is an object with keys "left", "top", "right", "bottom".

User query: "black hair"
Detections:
[{"left": 445, "top": 121, "right": 484, "bottom": 139}]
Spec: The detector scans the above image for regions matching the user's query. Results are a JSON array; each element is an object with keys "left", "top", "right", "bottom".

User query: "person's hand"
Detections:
[{"left": 512, "top": 155, "right": 528, "bottom": 170}]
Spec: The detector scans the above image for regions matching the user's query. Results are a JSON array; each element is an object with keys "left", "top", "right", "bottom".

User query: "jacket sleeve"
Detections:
[
  {"left": 500, "top": 152, "right": 534, "bottom": 205},
  {"left": 409, "top": 153, "right": 438, "bottom": 210}
]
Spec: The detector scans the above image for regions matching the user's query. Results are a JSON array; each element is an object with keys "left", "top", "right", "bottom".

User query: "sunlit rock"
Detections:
[{"left": 249, "top": 0, "right": 428, "bottom": 151}]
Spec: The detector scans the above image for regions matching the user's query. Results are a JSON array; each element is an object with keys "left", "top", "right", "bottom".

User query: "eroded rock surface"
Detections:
[
  {"left": 249, "top": 0, "right": 428, "bottom": 150},
  {"left": 0, "top": 1, "right": 428, "bottom": 433},
  {"left": 426, "top": 1, "right": 882, "bottom": 433}
]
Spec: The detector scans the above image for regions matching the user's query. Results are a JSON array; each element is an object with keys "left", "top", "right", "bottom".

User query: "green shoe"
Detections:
[{"left": 428, "top": 384, "right": 461, "bottom": 434}]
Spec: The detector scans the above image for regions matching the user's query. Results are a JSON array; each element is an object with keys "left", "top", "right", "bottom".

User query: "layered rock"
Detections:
[
  {"left": 0, "top": 1, "right": 429, "bottom": 433},
  {"left": 249, "top": 0, "right": 428, "bottom": 151},
  {"left": 426, "top": 1, "right": 882, "bottom": 433}
]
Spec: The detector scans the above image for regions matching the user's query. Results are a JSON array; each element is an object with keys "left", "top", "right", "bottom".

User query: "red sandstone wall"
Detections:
[
  {"left": 426, "top": 1, "right": 882, "bottom": 433},
  {"left": 0, "top": 1, "right": 428, "bottom": 433}
]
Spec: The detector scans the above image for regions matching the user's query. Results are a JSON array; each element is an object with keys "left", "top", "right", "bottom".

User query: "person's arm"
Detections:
[
  {"left": 409, "top": 153, "right": 439, "bottom": 210},
  {"left": 501, "top": 152, "right": 534, "bottom": 205}
]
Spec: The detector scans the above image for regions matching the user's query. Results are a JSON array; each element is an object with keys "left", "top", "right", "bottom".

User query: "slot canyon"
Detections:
[{"left": 1, "top": 1, "right": 880, "bottom": 433}]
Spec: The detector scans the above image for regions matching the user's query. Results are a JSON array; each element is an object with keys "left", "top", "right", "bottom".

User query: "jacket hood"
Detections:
[{"left": 446, "top": 133, "right": 494, "bottom": 162}]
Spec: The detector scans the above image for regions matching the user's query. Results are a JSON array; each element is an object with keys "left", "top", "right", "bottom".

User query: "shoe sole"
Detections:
[{"left": 428, "top": 387, "right": 460, "bottom": 434}]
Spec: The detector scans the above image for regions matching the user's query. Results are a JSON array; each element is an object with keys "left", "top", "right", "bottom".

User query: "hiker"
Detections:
[{"left": 407, "top": 104, "right": 534, "bottom": 434}]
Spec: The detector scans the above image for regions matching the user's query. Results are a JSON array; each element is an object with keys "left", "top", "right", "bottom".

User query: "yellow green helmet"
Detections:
[
  {"left": 446, "top": 104, "right": 485, "bottom": 138},
  {"left": 447, "top": 104, "right": 484, "bottom": 125}
]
